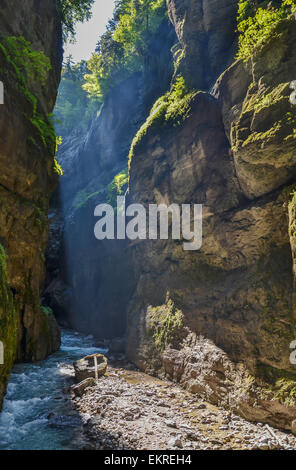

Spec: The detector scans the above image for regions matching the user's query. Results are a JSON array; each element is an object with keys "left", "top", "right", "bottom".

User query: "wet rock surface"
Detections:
[
  {"left": 74, "top": 363, "right": 296, "bottom": 450},
  {"left": 73, "top": 354, "right": 108, "bottom": 382}
]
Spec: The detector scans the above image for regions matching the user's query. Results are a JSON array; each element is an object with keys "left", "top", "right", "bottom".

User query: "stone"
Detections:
[
  {"left": 165, "top": 419, "right": 177, "bottom": 428},
  {"left": 168, "top": 437, "right": 182, "bottom": 448},
  {"left": 71, "top": 377, "right": 96, "bottom": 397}
]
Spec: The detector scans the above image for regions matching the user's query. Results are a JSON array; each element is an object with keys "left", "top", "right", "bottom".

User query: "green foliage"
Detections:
[
  {"left": 75, "top": 189, "right": 100, "bottom": 208},
  {"left": 106, "top": 168, "right": 129, "bottom": 207},
  {"left": 146, "top": 294, "right": 184, "bottom": 352},
  {"left": 273, "top": 378, "right": 296, "bottom": 407},
  {"left": 253, "top": 83, "right": 287, "bottom": 111},
  {"left": 59, "top": 0, "right": 95, "bottom": 41},
  {"left": 237, "top": 0, "right": 254, "bottom": 22},
  {"left": 0, "top": 36, "right": 51, "bottom": 115},
  {"left": 54, "top": 57, "right": 99, "bottom": 136},
  {"left": 128, "top": 76, "right": 197, "bottom": 166},
  {"left": 83, "top": 0, "right": 167, "bottom": 101},
  {"left": 258, "top": 365, "right": 296, "bottom": 407},
  {"left": 237, "top": 0, "right": 295, "bottom": 61}
]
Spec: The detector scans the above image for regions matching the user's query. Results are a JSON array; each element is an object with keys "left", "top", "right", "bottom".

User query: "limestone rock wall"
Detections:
[
  {"left": 126, "top": 4, "right": 296, "bottom": 429},
  {"left": 0, "top": 0, "right": 62, "bottom": 408}
]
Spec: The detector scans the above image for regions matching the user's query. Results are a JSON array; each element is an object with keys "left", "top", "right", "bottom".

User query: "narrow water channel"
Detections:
[{"left": 0, "top": 330, "right": 104, "bottom": 450}]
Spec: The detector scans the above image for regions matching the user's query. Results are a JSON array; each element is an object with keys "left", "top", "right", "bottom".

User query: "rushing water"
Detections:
[{"left": 0, "top": 330, "right": 105, "bottom": 450}]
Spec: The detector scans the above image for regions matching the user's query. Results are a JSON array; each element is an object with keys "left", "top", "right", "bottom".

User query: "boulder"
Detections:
[
  {"left": 71, "top": 377, "right": 95, "bottom": 397},
  {"left": 73, "top": 353, "right": 108, "bottom": 383}
]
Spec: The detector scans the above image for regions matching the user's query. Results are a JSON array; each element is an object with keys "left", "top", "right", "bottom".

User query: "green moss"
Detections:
[
  {"left": 53, "top": 157, "right": 63, "bottom": 176},
  {"left": 237, "top": 110, "right": 296, "bottom": 150},
  {"left": 0, "top": 36, "right": 60, "bottom": 175},
  {"left": 106, "top": 168, "right": 129, "bottom": 207},
  {"left": 128, "top": 76, "right": 197, "bottom": 168},
  {"left": 0, "top": 36, "right": 51, "bottom": 84},
  {"left": 29, "top": 113, "right": 56, "bottom": 154},
  {"left": 288, "top": 190, "right": 296, "bottom": 246},
  {"left": 242, "top": 121, "right": 282, "bottom": 147},
  {"left": 41, "top": 305, "right": 53, "bottom": 317},
  {"left": 253, "top": 83, "right": 288, "bottom": 112},
  {"left": 172, "top": 43, "right": 185, "bottom": 76},
  {"left": 237, "top": 0, "right": 295, "bottom": 61},
  {"left": 257, "top": 364, "right": 296, "bottom": 407},
  {"left": 75, "top": 189, "right": 100, "bottom": 209},
  {"left": 273, "top": 378, "right": 296, "bottom": 407},
  {"left": 0, "top": 36, "right": 51, "bottom": 120},
  {"left": 146, "top": 294, "right": 184, "bottom": 353}
]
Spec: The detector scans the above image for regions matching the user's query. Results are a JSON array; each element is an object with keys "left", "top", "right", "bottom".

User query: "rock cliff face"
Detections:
[
  {"left": 0, "top": 0, "right": 62, "bottom": 408},
  {"left": 125, "top": 2, "right": 296, "bottom": 429},
  {"left": 44, "top": 0, "right": 296, "bottom": 430},
  {"left": 168, "top": 0, "right": 238, "bottom": 89}
]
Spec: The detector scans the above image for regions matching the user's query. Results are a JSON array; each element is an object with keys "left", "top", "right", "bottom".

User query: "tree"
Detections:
[
  {"left": 54, "top": 59, "right": 98, "bottom": 136},
  {"left": 58, "top": 0, "right": 95, "bottom": 41},
  {"left": 83, "top": 0, "right": 167, "bottom": 101}
]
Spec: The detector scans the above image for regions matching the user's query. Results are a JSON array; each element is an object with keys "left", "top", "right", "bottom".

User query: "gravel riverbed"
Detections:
[{"left": 73, "top": 363, "right": 296, "bottom": 451}]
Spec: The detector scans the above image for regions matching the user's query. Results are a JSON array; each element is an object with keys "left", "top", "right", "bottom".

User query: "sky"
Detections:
[{"left": 64, "top": 0, "right": 116, "bottom": 63}]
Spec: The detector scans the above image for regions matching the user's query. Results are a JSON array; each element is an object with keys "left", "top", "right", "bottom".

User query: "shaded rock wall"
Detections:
[{"left": 0, "top": 0, "right": 62, "bottom": 408}]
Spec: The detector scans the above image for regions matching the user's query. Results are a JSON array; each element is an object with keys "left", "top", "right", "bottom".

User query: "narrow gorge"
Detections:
[{"left": 1, "top": 0, "right": 296, "bottom": 452}]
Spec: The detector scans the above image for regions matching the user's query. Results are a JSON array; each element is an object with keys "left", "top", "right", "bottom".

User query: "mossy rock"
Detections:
[
  {"left": 145, "top": 295, "right": 185, "bottom": 354},
  {"left": 73, "top": 353, "right": 108, "bottom": 382}
]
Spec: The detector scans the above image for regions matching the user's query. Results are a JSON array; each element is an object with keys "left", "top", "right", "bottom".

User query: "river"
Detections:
[{"left": 0, "top": 330, "right": 105, "bottom": 450}]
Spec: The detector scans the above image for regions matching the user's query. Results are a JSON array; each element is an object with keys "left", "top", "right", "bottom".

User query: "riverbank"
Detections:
[
  {"left": 1, "top": 329, "right": 296, "bottom": 451},
  {"left": 74, "top": 363, "right": 296, "bottom": 450},
  {"left": 0, "top": 331, "right": 104, "bottom": 450}
]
